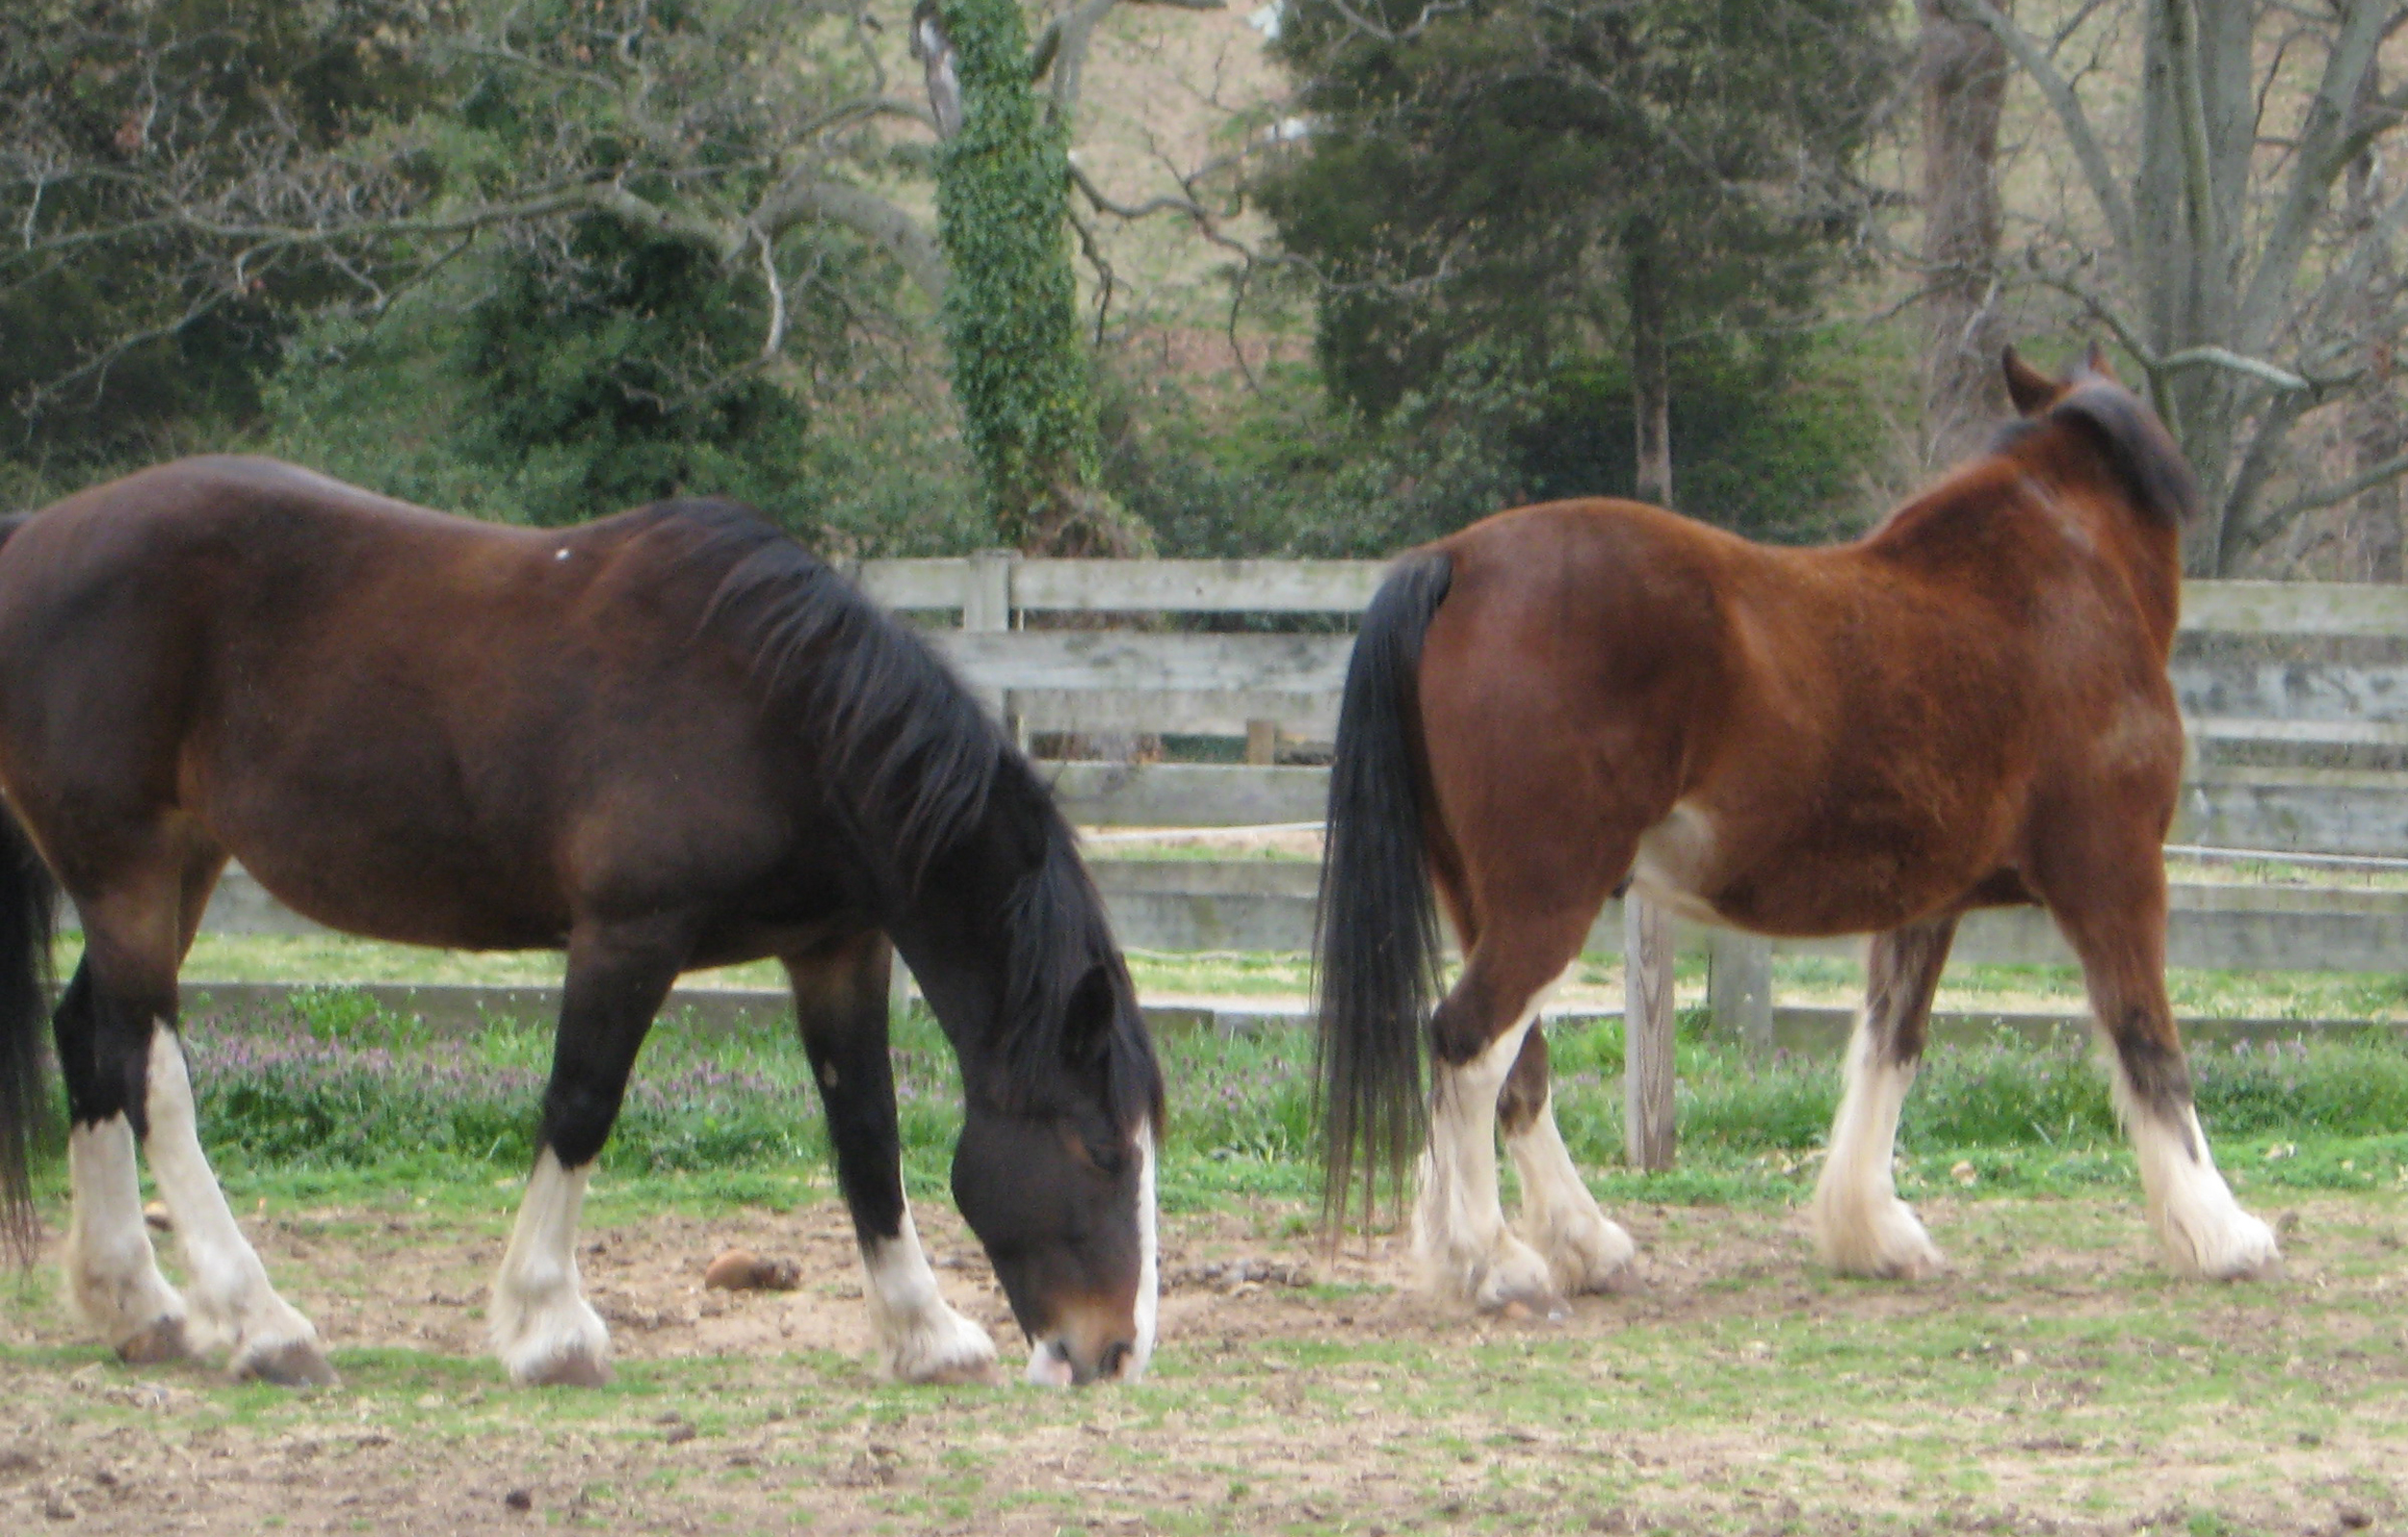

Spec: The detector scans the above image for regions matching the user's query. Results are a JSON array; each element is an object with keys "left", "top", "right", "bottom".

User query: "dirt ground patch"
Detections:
[{"left": 5, "top": 1186, "right": 2406, "bottom": 1534}]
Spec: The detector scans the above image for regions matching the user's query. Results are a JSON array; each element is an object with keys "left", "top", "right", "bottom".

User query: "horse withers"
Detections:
[
  {"left": 0, "top": 456, "right": 1162, "bottom": 1388},
  {"left": 1316, "top": 347, "right": 2281, "bottom": 1315}
]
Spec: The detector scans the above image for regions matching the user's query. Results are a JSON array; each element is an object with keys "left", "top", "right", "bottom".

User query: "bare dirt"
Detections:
[{"left": 5, "top": 1188, "right": 2406, "bottom": 1535}]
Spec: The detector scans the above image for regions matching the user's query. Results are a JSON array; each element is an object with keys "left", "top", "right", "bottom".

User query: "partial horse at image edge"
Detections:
[
  {"left": 0, "top": 456, "right": 1161, "bottom": 1388},
  {"left": 1316, "top": 346, "right": 2282, "bottom": 1315}
]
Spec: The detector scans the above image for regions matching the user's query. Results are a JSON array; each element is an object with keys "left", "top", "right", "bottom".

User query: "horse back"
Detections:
[{"left": 0, "top": 456, "right": 793, "bottom": 947}]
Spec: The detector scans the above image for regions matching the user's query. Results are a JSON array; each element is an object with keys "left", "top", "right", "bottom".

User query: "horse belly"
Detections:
[
  {"left": 194, "top": 732, "right": 574, "bottom": 951},
  {"left": 231, "top": 836, "right": 569, "bottom": 951},
  {"left": 1630, "top": 795, "right": 2002, "bottom": 940}
]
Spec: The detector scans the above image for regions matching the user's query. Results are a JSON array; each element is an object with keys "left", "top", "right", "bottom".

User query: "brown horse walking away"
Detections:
[
  {"left": 1317, "top": 348, "right": 2281, "bottom": 1314},
  {"left": 0, "top": 456, "right": 1162, "bottom": 1388}
]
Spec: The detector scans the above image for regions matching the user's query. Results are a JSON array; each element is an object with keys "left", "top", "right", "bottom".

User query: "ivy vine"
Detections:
[{"left": 930, "top": 0, "right": 1108, "bottom": 553}]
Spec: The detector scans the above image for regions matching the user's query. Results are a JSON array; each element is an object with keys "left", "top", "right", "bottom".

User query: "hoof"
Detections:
[
  {"left": 1471, "top": 1252, "right": 1570, "bottom": 1322},
  {"left": 232, "top": 1339, "right": 339, "bottom": 1388},
  {"left": 882, "top": 1308, "right": 999, "bottom": 1387},
  {"left": 2182, "top": 1211, "right": 2284, "bottom": 1283},
  {"left": 1527, "top": 1211, "right": 1638, "bottom": 1297},
  {"left": 515, "top": 1345, "right": 612, "bottom": 1388},
  {"left": 1814, "top": 1195, "right": 1946, "bottom": 1281},
  {"left": 115, "top": 1316, "right": 193, "bottom": 1367}
]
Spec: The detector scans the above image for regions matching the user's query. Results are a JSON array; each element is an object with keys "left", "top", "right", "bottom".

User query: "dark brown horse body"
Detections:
[
  {"left": 1318, "top": 352, "right": 2279, "bottom": 1313},
  {"left": 0, "top": 456, "right": 1161, "bottom": 1388}
]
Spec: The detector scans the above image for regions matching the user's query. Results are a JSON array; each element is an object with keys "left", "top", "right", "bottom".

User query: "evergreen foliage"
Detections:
[{"left": 1256, "top": 0, "right": 1896, "bottom": 528}]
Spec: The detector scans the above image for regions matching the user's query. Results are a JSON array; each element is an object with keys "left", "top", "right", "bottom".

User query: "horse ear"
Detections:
[
  {"left": 1060, "top": 963, "right": 1120, "bottom": 1071},
  {"left": 2083, "top": 340, "right": 2115, "bottom": 379},
  {"left": 2002, "top": 347, "right": 2060, "bottom": 416}
]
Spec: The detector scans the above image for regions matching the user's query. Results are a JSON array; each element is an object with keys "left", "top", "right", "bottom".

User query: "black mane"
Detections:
[
  {"left": 1987, "top": 379, "right": 2201, "bottom": 529},
  {"left": 654, "top": 501, "right": 1160, "bottom": 1133}
]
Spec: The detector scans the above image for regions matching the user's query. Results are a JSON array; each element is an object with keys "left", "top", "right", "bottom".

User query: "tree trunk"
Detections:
[
  {"left": 918, "top": 0, "right": 1131, "bottom": 557},
  {"left": 1916, "top": 0, "right": 2010, "bottom": 467},
  {"left": 2136, "top": 0, "right": 2255, "bottom": 575},
  {"left": 1629, "top": 217, "right": 1672, "bottom": 506},
  {"left": 2346, "top": 57, "right": 2404, "bottom": 583}
]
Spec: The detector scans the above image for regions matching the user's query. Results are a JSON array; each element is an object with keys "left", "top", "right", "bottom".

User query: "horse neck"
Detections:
[
  {"left": 884, "top": 799, "right": 1075, "bottom": 1083},
  {"left": 1891, "top": 446, "right": 2185, "bottom": 661}
]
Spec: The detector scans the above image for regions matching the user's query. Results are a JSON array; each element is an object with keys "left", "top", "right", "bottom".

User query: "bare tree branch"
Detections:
[
  {"left": 2236, "top": 0, "right": 2391, "bottom": 352},
  {"left": 1940, "top": 0, "right": 2136, "bottom": 255}
]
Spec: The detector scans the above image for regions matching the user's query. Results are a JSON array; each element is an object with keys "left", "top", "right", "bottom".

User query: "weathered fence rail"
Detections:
[
  {"left": 856, "top": 557, "right": 2408, "bottom": 1170},
  {"left": 118, "top": 559, "right": 2408, "bottom": 1171}
]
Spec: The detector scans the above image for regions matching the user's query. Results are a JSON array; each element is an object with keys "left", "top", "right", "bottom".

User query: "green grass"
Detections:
[
  {"left": 143, "top": 930, "right": 2408, "bottom": 1022},
  {"left": 36, "top": 982, "right": 2406, "bottom": 1217}
]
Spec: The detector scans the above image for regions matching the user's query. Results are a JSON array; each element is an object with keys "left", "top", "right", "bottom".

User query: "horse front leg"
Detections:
[
  {"left": 1496, "top": 1025, "right": 1636, "bottom": 1294},
  {"left": 788, "top": 932, "right": 996, "bottom": 1385},
  {"left": 489, "top": 916, "right": 686, "bottom": 1387},
  {"left": 1811, "top": 916, "right": 1955, "bottom": 1280}
]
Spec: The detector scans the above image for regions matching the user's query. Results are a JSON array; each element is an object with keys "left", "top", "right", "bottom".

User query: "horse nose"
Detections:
[{"left": 1025, "top": 1335, "right": 1145, "bottom": 1387}]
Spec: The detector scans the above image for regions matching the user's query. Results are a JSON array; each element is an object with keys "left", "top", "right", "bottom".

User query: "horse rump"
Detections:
[{"left": 1314, "top": 549, "right": 1453, "bottom": 1231}]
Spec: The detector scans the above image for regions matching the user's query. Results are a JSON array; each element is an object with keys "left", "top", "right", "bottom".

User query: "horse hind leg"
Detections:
[
  {"left": 787, "top": 931, "right": 996, "bottom": 1385},
  {"left": 1811, "top": 915, "right": 1955, "bottom": 1280},
  {"left": 1414, "top": 913, "right": 1594, "bottom": 1316},
  {"left": 488, "top": 915, "right": 689, "bottom": 1386},
  {"left": 1497, "top": 1026, "right": 1636, "bottom": 1295},
  {"left": 144, "top": 1016, "right": 335, "bottom": 1383},
  {"left": 56, "top": 967, "right": 189, "bottom": 1364},
  {"left": 2055, "top": 905, "right": 2278, "bottom": 1281},
  {"left": 71, "top": 864, "right": 333, "bottom": 1383}
]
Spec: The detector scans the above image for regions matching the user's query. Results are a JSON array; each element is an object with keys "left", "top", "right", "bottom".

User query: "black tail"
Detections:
[
  {"left": 0, "top": 518, "right": 55, "bottom": 1264},
  {"left": 1314, "top": 550, "right": 1452, "bottom": 1231}
]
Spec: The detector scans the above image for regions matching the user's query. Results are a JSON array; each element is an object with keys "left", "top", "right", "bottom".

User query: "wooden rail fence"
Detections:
[
  {"left": 855, "top": 556, "right": 2408, "bottom": 1170},
  {"left": 126, "top": 558, "right": 2408, "bottom": 1172}
]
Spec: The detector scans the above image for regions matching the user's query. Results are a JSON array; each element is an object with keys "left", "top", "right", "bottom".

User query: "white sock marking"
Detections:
[
  {"left": 860, "top": 1200, "right": 997, "bottom": 1383},
  {"left": 1504, "top": 1092, "right": 1635, "bottom": 1291},
  {"left": 144, "top": 1024, "right": 325, "bottom": 1368},
  {"left": 1811, "top": 1016, "right": 1941, "bottom": 1278},
  {"left": 1413, "top": 969, "right": 1568, "bottom": 1308},
  {"left": 2112, "top": 1069, "right": 2280, "bottom": 1280},
  {"left": 489, "top": 1148, "right": 610, "bottom": 1384},
  {"left": 65, "top": 1114, "right": 186, "bottom": 1350}
]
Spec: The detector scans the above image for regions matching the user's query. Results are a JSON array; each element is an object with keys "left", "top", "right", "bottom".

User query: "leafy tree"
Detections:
[
  {"left": 1257, "top": 0, "right": 1895, "bottom": 515},
  {"left": 1, "top": 0, "right": 935, "bottom": 502},
  {"left": 0, "top": 0, "right": 440, "bottom": 481}
]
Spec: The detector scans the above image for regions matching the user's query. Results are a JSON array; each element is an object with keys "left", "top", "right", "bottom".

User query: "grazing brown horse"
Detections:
[
  {"left": 1317, "top": 348, "right": 2280, "bottom": 1315},
  {"left": 0, "top": 456, "right": 1162, "bottom": 1388}
]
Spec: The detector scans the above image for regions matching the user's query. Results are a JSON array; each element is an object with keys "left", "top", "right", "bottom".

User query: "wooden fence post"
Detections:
[
  {"left": 1243, "top": 717, "right": 1279, "bottom": 766},
  {"left": 1623, "top": 895, "right": 1677, "bottom": 1171},
  {"left": 965, "top": 548, "right": 1021, "bottom": 744},
  {"left": 887, "top": 945, "right": 914, "bottom": 1030},
  {"left": 1708, "top": 929, "right": 1774, "bottom": 1054}
]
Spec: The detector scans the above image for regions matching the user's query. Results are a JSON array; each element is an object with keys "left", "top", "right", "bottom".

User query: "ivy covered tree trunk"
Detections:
[{"left": 919, "top": 0, "right": 1131, "bottom": 555}]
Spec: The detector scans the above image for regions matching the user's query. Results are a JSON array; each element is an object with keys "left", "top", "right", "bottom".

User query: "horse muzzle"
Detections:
[{"left": 1025, "top": 1329, "right": 1149, "bottom": 1387}]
